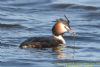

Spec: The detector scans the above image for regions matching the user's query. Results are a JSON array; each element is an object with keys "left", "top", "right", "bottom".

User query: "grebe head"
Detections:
[{"left": 52, "top": 18, "right": 71, "bottom": 36}]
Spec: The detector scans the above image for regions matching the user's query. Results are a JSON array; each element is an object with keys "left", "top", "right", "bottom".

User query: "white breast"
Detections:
[{"left": 53, "top": 35, "right": 66, "bottom": 44}]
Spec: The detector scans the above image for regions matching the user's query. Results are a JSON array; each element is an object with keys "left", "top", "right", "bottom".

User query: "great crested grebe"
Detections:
[{"left": 19, "top": 17, "right": 71, "bottom": 48}]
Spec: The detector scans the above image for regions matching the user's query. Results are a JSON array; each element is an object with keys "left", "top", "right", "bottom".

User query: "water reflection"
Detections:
[{"left": 53, "top": 45, "right": 72, "bottom": 60}]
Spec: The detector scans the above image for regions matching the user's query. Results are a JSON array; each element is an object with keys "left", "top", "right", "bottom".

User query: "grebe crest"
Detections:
[{"left": 52, "top": 18, "right": 71, "bottom": 36}]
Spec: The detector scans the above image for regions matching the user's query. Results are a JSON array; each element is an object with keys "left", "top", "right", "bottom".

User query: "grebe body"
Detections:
[{"left": 19, "top": 18, "right": 71, "bottom": 48}]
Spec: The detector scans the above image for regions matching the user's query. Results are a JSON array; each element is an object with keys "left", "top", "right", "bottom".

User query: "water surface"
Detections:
[{"left": 0, "top": 0, "right": 100, "bottom": 67}]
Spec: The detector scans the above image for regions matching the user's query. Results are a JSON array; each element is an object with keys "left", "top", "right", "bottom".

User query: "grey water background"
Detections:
[{"left": 0, "top": 0, "right": 100, "bottom": 67}]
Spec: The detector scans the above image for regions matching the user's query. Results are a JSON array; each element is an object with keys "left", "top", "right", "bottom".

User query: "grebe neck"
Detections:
[{"left": 53, "top": 35, "right": 66, "bottom": 44}]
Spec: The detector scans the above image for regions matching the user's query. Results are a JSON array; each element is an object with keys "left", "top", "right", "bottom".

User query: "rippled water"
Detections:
[{"left": 0, "top": 0, "right": 100, "bottom": 67}]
